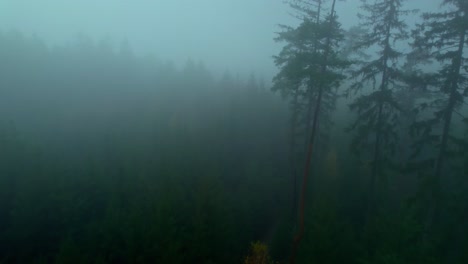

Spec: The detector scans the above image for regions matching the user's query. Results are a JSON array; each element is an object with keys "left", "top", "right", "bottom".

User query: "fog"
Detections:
[
  {"left": 0, "top": 0, "right": 438, "bottom": 78},
  {"left": 0, "top": 0, "right": 466, "bottom": 263},
  {"left": 1, "top": 0, "right": 295, "bottom": 78}
]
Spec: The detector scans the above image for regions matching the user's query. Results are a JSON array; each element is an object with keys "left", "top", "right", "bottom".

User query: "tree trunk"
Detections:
[
  {"left": 304, "top": 0, "right": 322, "bottom": 145},
  {"left": 367, "top": 2, "right": 393, "bottom": 219},
  {"left": 432, "top": 23, "right": 466, "bottom": 226},
  {"left": 289, "top": 90, "right": 300, "bottom": 221},
  {"left": 289, "top": 1, "right": 336, "bottom": 263}
]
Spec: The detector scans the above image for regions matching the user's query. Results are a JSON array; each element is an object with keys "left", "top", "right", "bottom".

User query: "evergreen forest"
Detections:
[{"left": 0, "top": 0, "right": 467, "bottom": 263}]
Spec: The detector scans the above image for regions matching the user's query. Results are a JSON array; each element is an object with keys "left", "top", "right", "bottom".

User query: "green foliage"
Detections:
[
  {"left": 409, "top": 0, "right": 468, "bottom": 170},
  {"left": 358, "top": 205, "right": 439, "bottom": 264},
  {"left": 296, "top": 196, "right": 360, "bottom": 264},
  {"left": 244, "top": 241, "right": 278, "bottom": 264},
  {"left": 273, "top": 0, "right": 349, "bottom": 143},
  {"left": 408, "top": 3, "right": 467, "bottom": 249},
  {"left": 0, "top": 31, "right": 292, "bottom": 264},
  {"left": 1, "top": 1, "right": 468, "bottom": 263},
  {"left": 346, "top": 1, "right": 415, "bottom": 222}
]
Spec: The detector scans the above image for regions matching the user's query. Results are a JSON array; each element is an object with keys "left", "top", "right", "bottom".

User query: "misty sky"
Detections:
[{"left": 0, "top": 0, "right": 439, "bottom": 80}]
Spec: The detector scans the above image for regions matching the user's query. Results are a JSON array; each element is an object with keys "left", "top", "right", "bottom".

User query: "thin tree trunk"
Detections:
[
  {"left": 431, "top": 23, "right": 465, "bottom": 226},
  {"left": 369, "top": 102, "right": 383, "bottom": 217},
  {"left": 290, "top": 82, "right": 323, "bottom": 264},
  {"left": 290, "top": 90, "right": 300, "bottom": 221},
  {"left": 305, "top": 0, "right": 322, "bottom": 144},
  {"left": 289, "top": 1, "right": 336, "bottom": 263},
  {"left": 367, "top": 2, "right": 393, "bottom": 219}
]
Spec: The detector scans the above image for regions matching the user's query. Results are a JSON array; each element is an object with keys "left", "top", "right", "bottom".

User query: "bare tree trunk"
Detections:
[{"left": 289, "top": 91, "right": 300, "bottom": 221}]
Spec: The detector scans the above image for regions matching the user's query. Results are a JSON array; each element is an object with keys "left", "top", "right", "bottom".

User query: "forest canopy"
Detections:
[{"left": 0, "top": 0, "right": 467, "bottom": 263}]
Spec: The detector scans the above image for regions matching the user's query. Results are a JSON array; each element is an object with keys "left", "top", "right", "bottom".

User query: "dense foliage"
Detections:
[
  {"left": 273, "top": 0, "right": 467, "bottom": 263},
  {"left": 0, "top": 0, "right": 467, "bottom": 263},
  {"left": 0, "top": 32, "right": 291, "bottom": 264}
]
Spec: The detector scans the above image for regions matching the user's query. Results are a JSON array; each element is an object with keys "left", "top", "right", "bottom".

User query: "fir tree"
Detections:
[
  {"left": 410, "top": 0, "right": 467, "bottom": 232},
  {"left": 346, "top": 0, "right": 414, "bottom": 218},
  {"left": 273, "top": 1, "right": 349, "bottom": 263},
  {"left": 272, "top": 0, "right": 324, "bottom": 222}
]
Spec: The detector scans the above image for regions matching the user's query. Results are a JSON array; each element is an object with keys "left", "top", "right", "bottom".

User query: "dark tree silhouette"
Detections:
[
  {"left": 346, "top": 0, "right": 413, "bottom": 220},
  {"left": 410, "top": 0, "right": 467, "bottom": 232},
  {"left": 273, "top": 0, "right": 349, "bottom": 263}
]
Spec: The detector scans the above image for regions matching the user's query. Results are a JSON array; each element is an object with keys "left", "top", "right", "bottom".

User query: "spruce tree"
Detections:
[
  {"left": 410, "top": 0, "right": 467, "bottom": 230},
  {"left": 346, "top": 0, "right": 413, "bottom": 218},
  {"left": 272, "top": 0, "right": 324, "bottom": 222},
  {"left": 273, "top": 1, "right": 348, "bottom": 263}
]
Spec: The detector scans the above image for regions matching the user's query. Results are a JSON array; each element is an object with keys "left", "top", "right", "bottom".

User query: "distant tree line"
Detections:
[{"left": 0, "top": 30, "right": 290, "bottom": 264}]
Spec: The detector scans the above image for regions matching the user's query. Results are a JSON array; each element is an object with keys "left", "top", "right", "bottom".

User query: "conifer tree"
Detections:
[
  {"left": 410, "top": 0, "right": 467, "bottom": 228},
  {"left": 272, "top": 0, "right": 324, "bottom": 222},
  {"left": 273, "top": 1, "right": 348, "bottom": 263},
  {"left": 346, "top": 0, "right": 413, "bottom": 217}
]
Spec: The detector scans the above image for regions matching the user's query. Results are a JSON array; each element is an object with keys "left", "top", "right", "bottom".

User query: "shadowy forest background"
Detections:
[{"left": 0, "top": 0, "right": 467, "bottom": 263}]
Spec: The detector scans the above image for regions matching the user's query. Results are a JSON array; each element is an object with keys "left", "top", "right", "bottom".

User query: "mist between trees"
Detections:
[{"left": 0, "top": 0, "right": 467, "bottom": 263}]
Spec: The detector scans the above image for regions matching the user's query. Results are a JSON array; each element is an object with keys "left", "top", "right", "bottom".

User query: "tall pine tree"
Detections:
[
  {"left": 273, "top": 0, "right": 324, "bottom": 223},
  {"left": 273, "top": 1, "right": 349, "bottom": 263},
  {"left": 346, "top": 0, "right": 413, "bottom": 218},
  {"left": 410, "top": 0, "right": 467, "bottom": 232}
]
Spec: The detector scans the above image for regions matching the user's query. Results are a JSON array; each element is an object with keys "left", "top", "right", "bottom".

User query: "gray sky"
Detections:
[{"left": 0, "top": 0, "right": 439, "bottom": 80}]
